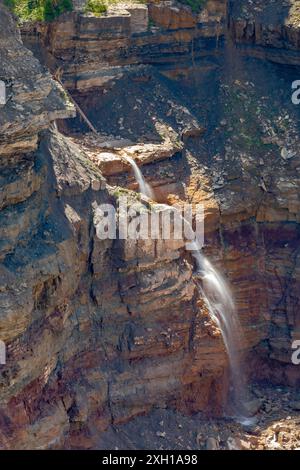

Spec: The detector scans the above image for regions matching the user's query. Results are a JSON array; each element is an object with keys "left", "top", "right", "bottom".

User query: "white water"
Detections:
[
  {"left": 125, "top": 156, "right": 154, "bottom": 199},
  {"left": 127, "top": 163, "right": 254, "bottom": 423},
  {"left": 190, "top": 242, "right": 254, "bottom": 423}
]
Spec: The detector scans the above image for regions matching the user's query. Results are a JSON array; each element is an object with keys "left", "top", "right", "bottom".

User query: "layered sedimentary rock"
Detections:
[
  {"left": 48, "top": 0, "right": 300, "bottom": 385},
  {"left": 21, "top": 1, "right": 227, "bottom": 91},
  {"left": 0, "top": 3, "right": 230, "bottom": 449},
  {"left": 1, "top": 0, "right": 300, "bottom": 450},
  {"left": 228, "top": 0, "right": 300, "bottom": 65},
  {"left": 71, "top": 56, "right": 300, "bottom": 382}
]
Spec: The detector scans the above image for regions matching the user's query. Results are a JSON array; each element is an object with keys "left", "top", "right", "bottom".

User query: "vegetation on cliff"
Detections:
[
  {"left": 4, "top": 0, "right": 73, "bottom": 22},
  {"left": 84, "top": 0, "right": 107, "bottom": 16},
  {"left": 84, "top": 0, "right": 147, "bottom": 17}
]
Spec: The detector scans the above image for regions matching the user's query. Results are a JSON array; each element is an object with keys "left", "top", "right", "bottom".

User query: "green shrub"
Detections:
[
  {"left": 27, "top": 0, "right": 39, "bottom": 11},
  {"left": 85, "top": 0, "right": 107, "bottom": 16},
  {"left": 44, "top": 0, "right": 56, "bottom": 20},
  {"left": 4, "top": 0, "right": 73, "bottom": 22}
]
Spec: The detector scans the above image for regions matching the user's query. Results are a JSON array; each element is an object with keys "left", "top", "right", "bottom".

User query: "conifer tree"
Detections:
[{"left": 43, "top": 0, "right": 56, "bottom": 21}]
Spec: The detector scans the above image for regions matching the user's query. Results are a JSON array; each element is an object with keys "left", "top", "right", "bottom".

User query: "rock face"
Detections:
[
  {"left": 113, "top": 4, "right": 149, "bottom": 33},
  {"left": 21, "top": 1, "right": 227, "bottom": 91},
  {"left": 1, "top": 0, "right": 300, "bottom": 450},
  {"left": 228, "top": 0, "right": 300, "bottom": 65},
  {"left": 0, "top": 7, "right": 74, "bottom": 157},
  {"left": 0, "top": 2, "right": 229, "bottom": 450}
]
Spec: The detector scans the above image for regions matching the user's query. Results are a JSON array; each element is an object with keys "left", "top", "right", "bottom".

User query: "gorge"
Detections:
[{"left": 0, "top": 0, "right": 300, "bottom": 450}]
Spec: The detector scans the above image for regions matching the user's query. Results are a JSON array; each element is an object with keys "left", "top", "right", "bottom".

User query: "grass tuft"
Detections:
[{"left": 85, "top": 0, "right": 107, "bottom": 16}]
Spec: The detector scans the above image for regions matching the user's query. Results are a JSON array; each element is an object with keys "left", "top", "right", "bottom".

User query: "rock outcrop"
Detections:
[
  {"left": 0, "top": 6, "right": 74, "bottom": 157},
  {"left": 21, "top": 1, "right": 227, "bottom": 91},
  {"left": 228, "top": 0, "right": 300, "bottom": 65},
  {"left": 46, "top": 0, "right": 300, "bottom": 387}
]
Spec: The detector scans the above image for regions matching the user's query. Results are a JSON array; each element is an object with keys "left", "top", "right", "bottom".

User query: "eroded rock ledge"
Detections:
[{"left": 228, "top": 0, "right": 300, "bottom": 65}]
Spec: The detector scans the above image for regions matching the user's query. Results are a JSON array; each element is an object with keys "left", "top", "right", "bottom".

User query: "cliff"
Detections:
[
  {"left": 21, "top": 0, "right": 227, "bottom": 90},
  {"left": 228, "top": 0, "right": 300, "bottom": 65},
  {"left": 0, "top": 2, "right": 228, "bottom": 449},
  {"left": 1, "top": 0, "right": 300, "bottom": 450}
]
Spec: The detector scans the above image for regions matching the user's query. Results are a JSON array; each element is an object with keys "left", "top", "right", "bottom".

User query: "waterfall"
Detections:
[
  {"left": 181, "top": 219, "right": 253, "bottom": 422},
  {"left": 190, "top": 242, "right": 254, "bottom": 424},
  {"left": 126, "top": 162, "right": 254, "bottom": 424},
  {"left": 124, "top": 156, "right": 154, "bottom": 199}
]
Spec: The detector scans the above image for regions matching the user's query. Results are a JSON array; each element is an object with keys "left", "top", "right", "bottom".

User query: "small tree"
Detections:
[
  {"left": 57, "top": 0, "right": 73, "bottom": 14},
  {"left": 43, "top": 0, "right": 56, "bottom": 21}
]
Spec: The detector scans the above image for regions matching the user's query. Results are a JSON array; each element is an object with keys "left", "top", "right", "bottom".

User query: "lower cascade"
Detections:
[
  {"left": 193, "top": 250, "right": 255, "bottom": 425},
  {"left": 128, "top": 159, "right": 254, "bottom": 424}
]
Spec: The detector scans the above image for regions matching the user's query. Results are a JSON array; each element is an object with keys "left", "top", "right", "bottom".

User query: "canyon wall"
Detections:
[
  {"left": 0, "top": 2, "right": 230, "bottom": 449},
  {"left": 0, "top": 0, "right": 300, "bottom": 449},
  {"left": 21, "top": 0, "right": 227, "bottom": 90}
]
